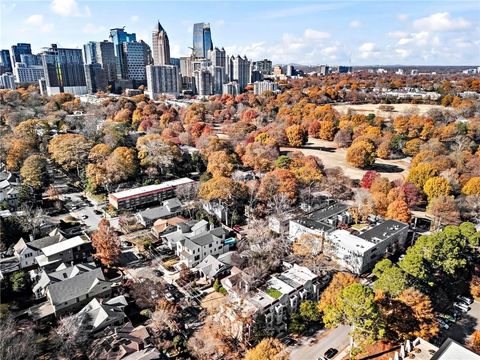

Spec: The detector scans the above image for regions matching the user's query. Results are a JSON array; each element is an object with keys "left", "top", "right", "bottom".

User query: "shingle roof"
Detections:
[
  {"left": 77, "top": 295, "right": 127, "bottom": 332},
  {"left": 25, "top": 234, "right": 65, "bottom": 251},
  {"left": 47, "top": 267, "right": 109, "bottom": 305}
]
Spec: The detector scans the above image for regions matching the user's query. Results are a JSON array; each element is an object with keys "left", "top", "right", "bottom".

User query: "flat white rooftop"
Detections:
[
  {"left": 109, "top": 178, "right": 194, "bottom": 201},
  {"left": 41, "top": 235, "right": 90, "bottom": 257},
  {"left": 328, "top": 229, "right": 376, "bottom": 254}
]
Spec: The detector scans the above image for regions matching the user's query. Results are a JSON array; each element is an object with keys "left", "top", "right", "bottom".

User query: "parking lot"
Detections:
[{"left": 444, "top": 300, "right": 480, "bottom": 344}]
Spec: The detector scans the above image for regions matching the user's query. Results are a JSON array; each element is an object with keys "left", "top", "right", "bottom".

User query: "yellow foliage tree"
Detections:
[
  {"left": 346, "top": 141, "right": 376, "bottom": 169},
  {"left": 423, "top": 176, "right": 451, "bottom": 201},
  {"left": 244, "top": 338, "right": 287, "bottom": 360},
  {"left": 407, "top": 163, "right": 438, "bottom": 191},
  {"left": 462, "top": 177, "right": 480, "bottom": 196}
]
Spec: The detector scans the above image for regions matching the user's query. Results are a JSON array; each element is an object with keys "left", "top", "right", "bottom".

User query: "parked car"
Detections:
[
  {"left": 324, "top": 348, "right": 338, "bottom": 359},
  {"left": 165, "top": 292, "right": 175, "bottom": 301},
  {"left": 457, "top": 295, "right": 473, "bottom": 305},
  {"left": 153, "top": 269, "right": 164, "bottom": 277},
  {"left": 454, "top": 302, "right": 469, "bottom": 311},
  {"left": 121, "top": 241, "right": 133, "bottom": 249},
  {"left": 81, "top": 215, "right": 88, "bottom": 220},
  {"left": 93, "top": 209, "right": 102, "bottom": 215},
  {"left": 439, "top": 320, "right": 450, "bottom": 329}
]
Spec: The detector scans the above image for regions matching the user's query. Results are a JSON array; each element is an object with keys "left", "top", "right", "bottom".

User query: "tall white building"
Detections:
[
  {"left": 14, "top": 62, "right": 44, "bottom": 83},
  {"left": 211, "top": 66, "right": 224, "bottom": 95},
  {"left": 194, "top": 69, "right": 213, "bottom": 96},
  {"left": 253, "top": 80, "right": 278, "bottom": 95},
  {"left": 0, "top": 73, "right": 15, "bottom": 89},
  {"left": 223, "top": 81, "right": 239, "bottom": 96},
  {"left": 146, "top": 65, "right": 179, "bottom": 98},
  {"left": 230, "top": 55, "right": 251, "bottom": 91},
  {"left": 152, "top": 21, "right": 170, "bottom": 66},
  {"left": 209, "top": 47, "right": 226, "bottom": 69},
  {"left": 179, "top": 56, "right": 193, "bottom": 76}
]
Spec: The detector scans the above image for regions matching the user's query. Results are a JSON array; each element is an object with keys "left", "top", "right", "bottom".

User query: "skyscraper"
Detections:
[
  {"left": 253, "top": 59, "right": 272, "bottom": 75},
  {"left": 95, "top": 41, "right": 117, "bottom": 82},
  {"left": 109, "top": 27, "right": 136, "bottom": 79},
  {"left": 83, "top": 41, "right": 98, "bottom": 65},
  {"left": 10, "top": 43, "right": 32, "bottom": 64},
  {"left": 146, "top": 65, "right": 179, "bottom": 98},
  {"left": 211, "top": 66, "right": 224, "bottom": 95},
  {"left": 194, "top": 68, "right": 213, "bottom": 96},
  {"left": 85, "top": 63, "right": 107, "bottom": 94},
  {"left": 230, "top": 55, "right": 251, "bottom": 91},
  {"left": 40, "top": 44, "right": 87, "bottom": 96},
  {"left": 193, "top": 22, "right": 213, "bottom": 59},
  {"left": 121, "top": 41, "right": 150, "bottom": 82},
  {"left": 152, "top": 21, "right": 170, "bottom": 66},
  {"left": 0, "top": 50, "right": 12, "bottom": 73},
  {"left": 209, "top": 47, "right": 226, "bottom": 68},
  {"left": 14, "top": 62, "right": 44, "bottom": 83},
  {"left": 179, "top": 56, "right": 193, "bottom": 76}
]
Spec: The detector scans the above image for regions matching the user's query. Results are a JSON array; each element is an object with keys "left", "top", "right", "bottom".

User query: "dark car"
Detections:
[
  {"left": 153, "top": 269, "right": 164, "bottom": 277},
  {"left": 324, "top": 348, "right": 338, "bottom": 359}
]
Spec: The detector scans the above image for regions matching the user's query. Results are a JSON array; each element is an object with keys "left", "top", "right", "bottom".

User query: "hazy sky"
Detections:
[{"left": 1, "top": 0, "right": 479, "bottom": 65}]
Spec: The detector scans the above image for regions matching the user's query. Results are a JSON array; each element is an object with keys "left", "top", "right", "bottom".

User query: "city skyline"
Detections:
[{"left": 1, "top": 0, "right": 479, "bottom": 66}]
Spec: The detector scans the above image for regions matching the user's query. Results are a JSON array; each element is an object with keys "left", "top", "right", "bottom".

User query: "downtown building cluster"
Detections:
[{"left": 0, "top": 21, "right": 283, "bottom": 98}]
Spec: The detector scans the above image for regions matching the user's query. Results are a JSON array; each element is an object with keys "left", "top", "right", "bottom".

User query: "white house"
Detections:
[{"left": 14, "top": 231, "right": 66, "bottom": 269}]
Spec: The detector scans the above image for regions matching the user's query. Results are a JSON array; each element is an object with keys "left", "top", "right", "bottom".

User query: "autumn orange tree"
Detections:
[
  {"left": 462, "top": 177, "right": 480, "bottom": 196},
  {"left": 386, "top": 199, "right": 411, "bottom": 223},
  {"left": 48, "top": 134, "right": 93, "bottom": 173},
  {"left": 91, "top": 219, "right": 121, "bottom": 266},
  {"left": 257, "top": 169, "right": 298, "bottom": 203},
  {"left": 318, "top": 272, "right": 357, "bottom": 313},
  {"left": 346, "top": 140, "right": 376, "bottom": 169},
  {"left": 20, "top": 154, "right": 48, "bottom": 191},
  {"left": 469, "top": 330, "right": 480, "bottom": 354},
  {"left": 207, "top": 150, "right": 235, "bottom": 177},
  {"left": 244, "top": 338, "right": 287, "bottom": 360},
  {"left": 285, "top": 124, "right": 307, "bottom": 147}
]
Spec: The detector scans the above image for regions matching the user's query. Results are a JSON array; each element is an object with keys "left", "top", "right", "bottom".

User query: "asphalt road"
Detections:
[
  {"left": 445, "top": 300, "right": 480, "bottom": 345},
  {"left": 289, "top": 325, "right": 350, "bottom": 360}
]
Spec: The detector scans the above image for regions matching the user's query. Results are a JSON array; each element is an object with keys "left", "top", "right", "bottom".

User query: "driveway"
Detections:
[
  {"left": 62, "top": 192, "right": 103, "bottom": 231},
  {"left": 444, "top": 300, "right": 480, "bottom": 344},
  {"left": 289, "top": 325, "right": 350, "bottom": 360}
]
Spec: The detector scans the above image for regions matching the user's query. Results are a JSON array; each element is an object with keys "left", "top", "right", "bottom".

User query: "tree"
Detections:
[
  {"left": 20, "top": 154, "right": 47, "bottom": 190},
  {"left": 207, "top": 150, "right": 235, "bottom": 177},
  {"left": 407, "top": 163, "right": 438, "bottom": 191},
  {"left": 462, "top": 177, "right": 480, "bottom": 196},
  {"left": 48, "top": 134, "right": 92, "bottom": 173},
  {"left": 52, "top": 313, "right": 90, "bottom": 358},
  {"left": 423, "top": 176, "right": 451, "bottom": 201},
  {"left": 91, "top": 219, "right": 121, "bottom": 266},
  {"left": 0, "top": 317, "right": 39, "bottom": 360},
  {"left": 360, "top": 170, "right": 380, "bottom": 189},
  {"left": 318, "top": 120, "right": 337, "bottom": 141},
  {"left": 323, "top": 283, "right": 385, "bottom": 356},
  {"left": 372, "top": 259, "right": 393, "bottom": 278},
  {"left": 104, "top": 147, "right": 138, "bottom": 185},
  {"left": 242, "top": 143, "right": 279, "bottom": 173},
  {"left": 346, "top": 140, "right": 376, "bottom": 169},
  {"left": 470, "top": 275, "right": 480, "bottom": 301},
  {"left": 318, "top": 272, "right": 356, "bottom": 313},
  {"left": 396, "top": 288, "right": 439, "bottom": 340},
  {"left": 258, "top": 169, "right": 298, "bottom": 202},
  {"left": 427, "top": 195, "right": 461, "bottom": 228},
  {"left": 136, "top": 134, "right": 178, "bottom": 177},
  {"left": 10, "top": 270, "right": 28, "bottom": 293},
  {"left": 334, "top": 128, "right": 352, "bottom": 148},
  {"left": 373, "top": 265, "right": 408, "bottom": 296},
  {"left": 198, "top": 176, "right": 246, "bottom": 205},
  {"left": 386, "top": 199, "right": 411, "bottom": 223},
  {"left": 468, "top": 330, "right": 480, "bottom": 353},
  {"left": 353, "top": 189, "right": 375, "bottom": 223},
  {"left": 244, "top": 338, "right": 287, "bottom": 360},
  {"left": 285, "top": 124, "right": 307, "bottom": 147},
  {"left": 299, "top": 300, "right": 321, "bottom": 322}
]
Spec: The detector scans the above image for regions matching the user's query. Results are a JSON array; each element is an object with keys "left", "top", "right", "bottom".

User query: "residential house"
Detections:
[
  {"left": 218, "top": 263, "right": 328, "bottom": 337},
  {"left": 326, "top": 219, "right": 409, "bottom": 274},
  {"left": 76, "top": 295, "right": 128, "bottom": 333},
  {"left": 88, "top": 322, "right": 161, "bottom": 360},
  {"left": 150, "top": 216, "right": 186, "bottom": 239},
  {"left": 31, "top": 262, "right": 97, "bottom": 299},
  {"left": 135, "top": 197, "right": 182, "bottom": 227},
  {"left": 45, "top": 266, "right": 111, "bottom": 316},
  {"left": 14, "top": 230, "right": 66, "bottom": 269},
  {"left": 34, "top": 234, "right": 93, "bottom": 271},
  {"left": 162, "top": 219, "right": 209, "bottom": 250},
  {"left": 194, "top": 251, "right": 241, "bottom": 281},
  {"left": 0, "top": 171, "right": 20, "bottom": 207},
  {"left": 176, "top": 226, "right": 236, "bottom": 267}
]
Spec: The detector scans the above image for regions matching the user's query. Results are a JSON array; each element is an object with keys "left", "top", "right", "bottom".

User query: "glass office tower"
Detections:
[{"left": 192, "top": 22, "right": 213, "bottom": 59}]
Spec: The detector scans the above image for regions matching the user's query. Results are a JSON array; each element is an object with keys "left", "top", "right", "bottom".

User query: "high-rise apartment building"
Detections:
[
  {"left": 286, "top": 64, "right": 295, "bottom": 77},
  {"left": 194, "top": 68, "right": 213, "bottom": 96},
  {"left": 209, "top": 47, "right": 226, "bottom": 69},
  {"left": 40, "top": 44, "right": 87, "bottom": 96},
  {"left": 14, "top": 62, "right": 44, "bottom": 83},
  {"left": 121, "top": 41, "right": 151, "bottom": 82},
  {"left": 211, "top": 66, "right": 224, "bottom": 95},
  {"left": 146, "top": 65, "right": 179, "bottom": 98},
  {"left": 0, "top": 50, "right": 12, "bottom": 73},
  {"left": 95, "top": 41, "right": 116, "bottom": 82},
  {"left": 223, "top": 81, "right": 239, "bottom": 96},
  {"left": 0, "top": 73, "right": 15, "bottom": 89},
  {"left": 11, "top": 43, "right": 32, "bottom": 64},
  {"left": 253, "top": 59, "right": 272, "bottom": 75},
  {"left": 230, "top": 55, "right": 251, "bottom": 91},
  {"left": 85, "top": 63, "right": 107, "bottom": 94},
  {"left": 83, "top": 41, "right": 97, "bottom": 65},
  {"left": 152, "top": 21, "right": 170, "bottom": 66},
  {"left": 253, "top": 80, "right": 278, "bottom": 95},
  {"left": 109, "top": 27, "right": 136, "bottom": 79},
  {"left": 193, "top": 22, "right": 213, "bottom": 59},
  {"left": 179, "top": 56, "right": 193, "bottom": 76}
]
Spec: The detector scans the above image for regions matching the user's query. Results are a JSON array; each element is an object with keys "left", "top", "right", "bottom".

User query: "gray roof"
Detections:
[
  {"left": 357, "top": 219, "right": 408, "bottom": 244},
  {"left": 294, "top": 217, "right": 334, "bottom": 233},
  {"left": 77, "top": 295, "right": 127, "bottom": 332},
  {"left": 163, "top": 197, "right": 181, "bottom": 210},
  {"left": 309, "top": 202, "right": 349, "bottom": 222},
  {"left": 26, "top": 234, "right": 65, "bottom": 251},
  {"left": 189, "top": 227, "right": 225, "bottom": 247},
  {"left": 137, "top": 206, "right": 172, "bottom": 221},
  {"left": 47, "top": 267, "right": 109, "bottom": 305}
]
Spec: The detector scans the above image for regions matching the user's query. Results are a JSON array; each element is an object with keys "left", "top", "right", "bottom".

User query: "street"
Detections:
[
  {"left": 445, "top": 300, "right": 480, "bottom": 345},
  {"left": 289, "top": 325, "right": 350, "bottom": 360}
]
